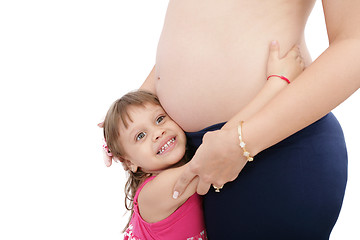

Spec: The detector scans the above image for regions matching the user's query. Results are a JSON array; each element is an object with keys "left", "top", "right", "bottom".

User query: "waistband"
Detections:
[{"left": 185, "top": 113, "right": 340, "bottom": 153}]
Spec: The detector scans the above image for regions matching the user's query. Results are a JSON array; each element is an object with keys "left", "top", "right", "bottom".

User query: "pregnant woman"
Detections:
[{"left": 108, "top": 0, "right": 360, "bottom": 239}]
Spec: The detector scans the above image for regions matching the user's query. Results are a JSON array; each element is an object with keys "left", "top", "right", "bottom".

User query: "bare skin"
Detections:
[
  {"left": 129, "top": 44, "right": 304, "bottom": 223},
  {"left": 153, "top": 0, "right": 314, "bottom": 131},
  {"left": 120, "top": 0, "right": 360, "bottom": 196}
]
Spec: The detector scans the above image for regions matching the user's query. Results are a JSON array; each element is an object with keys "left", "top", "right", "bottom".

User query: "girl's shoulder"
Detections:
[
  {"left": 133, "top": 175, "right": 156, "bottom": 204},
  {"left": 137, "top": 164, "right": 198, "bottom": 223}
]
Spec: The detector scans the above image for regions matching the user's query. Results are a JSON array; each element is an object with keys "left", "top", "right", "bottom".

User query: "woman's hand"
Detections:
[
  {"left": 173, "top": 127, "right": 247, "bottom": 197},
  {"left": 172, "top": 41, "right": 305, "bottom": 197},
  {"left": 267, "top": 41, "right": 305, "bottom": 82}
]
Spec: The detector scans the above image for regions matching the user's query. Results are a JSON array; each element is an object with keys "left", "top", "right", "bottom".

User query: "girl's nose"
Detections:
[{"left": 153, "top": 129, "right": 165, "bottom": 141}]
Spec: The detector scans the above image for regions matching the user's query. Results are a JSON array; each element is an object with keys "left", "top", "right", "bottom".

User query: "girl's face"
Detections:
[{"left": 118, "top": 103, "right": 187, "bottom": 174}]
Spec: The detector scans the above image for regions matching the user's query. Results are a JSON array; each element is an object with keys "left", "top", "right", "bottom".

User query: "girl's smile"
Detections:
[
  {"left": 118, "top": 103, "right": 187, "bottom": 173},
  {"left": 157, "top": 136, "right": 176, "bottom": 155}
]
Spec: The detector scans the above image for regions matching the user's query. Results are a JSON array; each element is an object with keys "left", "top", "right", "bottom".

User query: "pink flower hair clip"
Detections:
[
  {"left": 102, "top": 138, "right": 113, "bottom": 157},
  {"left": 99, "top": 120, "right": 121, "bottom": 167}
]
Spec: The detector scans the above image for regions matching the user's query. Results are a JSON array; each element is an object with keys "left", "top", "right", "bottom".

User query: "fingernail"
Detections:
[
  {"left": 271, "top": 40, "right": 277, "bottom": 45},
  {"left": 173, "top": 191, "right": 179, "bottom": 199}
]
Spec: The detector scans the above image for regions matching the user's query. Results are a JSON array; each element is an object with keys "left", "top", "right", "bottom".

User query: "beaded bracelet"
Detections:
[
  {"left": 238, "top": 121, "right": 254, "bottom": 162},
  {"left": 267, "top": 74, "right": 291, "bottom": 84}
]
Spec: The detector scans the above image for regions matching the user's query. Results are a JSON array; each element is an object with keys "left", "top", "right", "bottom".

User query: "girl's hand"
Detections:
[{"left": 267, "top": 41, "right": 305, "bottom": 83}]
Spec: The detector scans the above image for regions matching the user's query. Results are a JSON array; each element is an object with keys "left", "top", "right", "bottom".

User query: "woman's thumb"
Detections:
[{"left": 269, "top": 40, "right": 279, "bottom": 59}]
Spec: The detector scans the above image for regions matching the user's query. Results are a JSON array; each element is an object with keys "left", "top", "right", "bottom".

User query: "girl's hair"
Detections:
[{"left": 103, "top": 90, "right": 161, "bottom": 231}]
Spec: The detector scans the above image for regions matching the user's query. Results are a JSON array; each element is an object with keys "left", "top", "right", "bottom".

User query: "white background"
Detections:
[{"left": 0, "top": 1, "right": 358, "bottom": 239}]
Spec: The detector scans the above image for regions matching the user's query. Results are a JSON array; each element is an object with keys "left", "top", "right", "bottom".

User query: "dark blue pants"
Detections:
[{"left": 185, "top": 113, "right": 347, "bottom": 240}]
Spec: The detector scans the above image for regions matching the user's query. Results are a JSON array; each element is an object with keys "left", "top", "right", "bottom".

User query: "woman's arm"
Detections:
[
  {"left": 244, "top": 0, "right": 360, "bottom": 155},
  {"left": 173, "top": 0, "right": 360, "bottom": 196},
  {"left": 138, "top": 42, "right": 304, "bottom": 220},
  {"left": 224, "top": 42, "right": 304, "bottom": 127}
]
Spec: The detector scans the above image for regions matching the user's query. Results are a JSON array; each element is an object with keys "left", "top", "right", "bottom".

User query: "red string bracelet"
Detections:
[{"left": 267, "top": 75, "right": 291, "bottom": 84}]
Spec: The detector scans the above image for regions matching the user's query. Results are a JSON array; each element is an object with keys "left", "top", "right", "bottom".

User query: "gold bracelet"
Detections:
[{"left": 238, "top": 121, "right": 254, "bottom": 162}]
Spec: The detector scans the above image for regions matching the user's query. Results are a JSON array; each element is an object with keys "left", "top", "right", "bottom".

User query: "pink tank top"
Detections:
[{"left": 124, "top": 176, "right": 207, "bottom": 240}]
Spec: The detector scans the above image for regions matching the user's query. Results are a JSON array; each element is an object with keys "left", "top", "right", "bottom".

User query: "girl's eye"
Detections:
[
  {"left": 136, "top": 132, "right": 146, "bottom": 141},
  {"left": 156, "top": 116, "right": 165, "bottom": 124}
]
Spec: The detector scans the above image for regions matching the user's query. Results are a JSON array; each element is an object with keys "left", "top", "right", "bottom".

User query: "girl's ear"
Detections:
[{"left": 123, "top": 158, "right": 138, "bottom": 173}]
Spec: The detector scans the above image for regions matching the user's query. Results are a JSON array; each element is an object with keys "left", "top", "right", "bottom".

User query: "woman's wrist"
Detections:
[
  {"left": 267, "top": 75, "right": 291, "bottom": 84},
  {"left": 238, "top": 120, "right": 260, "bottom": 157},
  {"left": 238, "top": 121, "right": 254, "bottom": 161},
  {"left": 220, "top": 125, "right": 254, "bottom": 165},
  {"left": 266, "top": 75, "right": 289, "bottom": 89},
  {"left": 221, "top": 126, "right": 248, "bottom": 161}
]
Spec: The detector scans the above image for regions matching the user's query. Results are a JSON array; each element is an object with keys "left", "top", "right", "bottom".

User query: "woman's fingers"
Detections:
[
  {"left": 173, "top": 164, "right": 198, "bottom": 199},
  {"left": 196, "top": 180, "right": 212, "bottom": 195},
  {"left": 269, "top": 40, "right": 280, "bottom": 59},
  {"left": 296, "top": 55, "right": 305, "bottom": 69},
  {"left": 287, "top": 45, "right": 301, "bottom": 58}
]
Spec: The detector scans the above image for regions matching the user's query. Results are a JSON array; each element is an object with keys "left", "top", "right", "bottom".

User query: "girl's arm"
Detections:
[
  {"left": 137, "top": 42, "right": 304, "bottom": 223},
  {"left": 137, "top": 163, "right": 199, "bottom": 223}
]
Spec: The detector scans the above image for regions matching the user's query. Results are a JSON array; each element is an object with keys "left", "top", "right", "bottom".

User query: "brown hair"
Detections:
[{"left": 103, "top": 90, "right": 161, "bottom": 231}]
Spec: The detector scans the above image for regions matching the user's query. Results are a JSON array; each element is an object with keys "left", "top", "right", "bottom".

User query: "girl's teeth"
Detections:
[{"left": 158, "top": 138, "right": 175, "bottom": 154}]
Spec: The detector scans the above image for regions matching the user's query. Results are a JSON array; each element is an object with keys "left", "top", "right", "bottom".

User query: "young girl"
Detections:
[{"left": 101, "top": 42, "right": 304, "bottom": 240}]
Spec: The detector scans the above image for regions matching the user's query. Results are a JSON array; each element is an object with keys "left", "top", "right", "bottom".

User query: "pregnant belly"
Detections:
[
  {"left": 156, "top": 46, "right": 267, "bottom": 131},
  {"left": 155, "top": 0, "right": 314, "bottom": 132}
]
